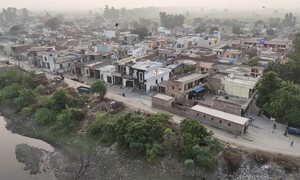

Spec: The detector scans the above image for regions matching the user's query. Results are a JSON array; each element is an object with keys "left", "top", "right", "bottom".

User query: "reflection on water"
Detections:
[{"left": 0, "top": 116, "right": 56, "bottom": 180}]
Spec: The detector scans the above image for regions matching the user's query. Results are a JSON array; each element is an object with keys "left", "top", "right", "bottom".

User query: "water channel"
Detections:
[{"left": 0, "top": 116, "right": 56, "bottom": 180}]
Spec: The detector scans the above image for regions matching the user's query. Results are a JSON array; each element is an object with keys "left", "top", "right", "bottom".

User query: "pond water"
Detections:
[{"left": 0, "top": 116, "right": 56, "bottom": 180}]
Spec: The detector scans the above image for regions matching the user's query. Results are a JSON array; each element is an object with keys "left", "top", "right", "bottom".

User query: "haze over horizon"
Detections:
[{"left": 1, "top": 0, "right": 300, "bottom": 11}]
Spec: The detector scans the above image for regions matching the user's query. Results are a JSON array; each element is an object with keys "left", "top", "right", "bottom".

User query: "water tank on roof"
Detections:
[{"left": 229, "top": 74, "right": 234, "bottom": 79}]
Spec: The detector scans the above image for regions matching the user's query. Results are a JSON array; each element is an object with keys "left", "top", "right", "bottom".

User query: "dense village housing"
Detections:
[{"left": 0, "top": 9, "right": 297, "bottom": 136}]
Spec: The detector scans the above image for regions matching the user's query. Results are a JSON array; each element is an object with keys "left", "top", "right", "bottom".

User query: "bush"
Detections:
[
  {"left": 88, "top": 113, "right": 118, "bottom": 143},
  {"left": 21, "top": 107, "right": 34, "bottom": 117},
  {"left": 45, "top": 89, "right": 75, "bottom": 112},
  {"left": 34, "top": 85, "right": 46, "bottom": 95},
  {"left": 0, "top": 83, "right": 23, "bottom": 102},
  {"left": 57, "top": 107, "right": 85, "bottom": 129},
  {"left": 184, "top": 159, "right": 195, "bottom": 169},
  {"left": 34, "top": 108, "right": 57, "bottom": 125},
  {"left": 13, "top": 88, "right": 36, "bottom": 109},
  {"left": 146, "top": 141, "right": 164, "bottom": 162}
]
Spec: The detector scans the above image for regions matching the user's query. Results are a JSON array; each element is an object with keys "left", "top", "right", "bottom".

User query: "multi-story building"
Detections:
[{"left": 158, "top": 73, "right": 209, "bottom": 103}]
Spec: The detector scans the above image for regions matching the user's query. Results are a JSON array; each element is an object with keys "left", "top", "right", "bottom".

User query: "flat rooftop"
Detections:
[
  {"left": 132, "top": 61, "right": 163, "bottom": 70},
  {"left": 153, "top": 93, "right": 174, "bottom": 101},
  {"left": 191, "top": 105, "right": 249, "bottom": 125},
  {"left": 175, "top": 73, "right": 208, "bottom": 83}
]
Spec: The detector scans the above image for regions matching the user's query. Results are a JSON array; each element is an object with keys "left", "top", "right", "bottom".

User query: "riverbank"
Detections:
[{"left": 2, "top": 103, "right": 300, "bottom": 180}]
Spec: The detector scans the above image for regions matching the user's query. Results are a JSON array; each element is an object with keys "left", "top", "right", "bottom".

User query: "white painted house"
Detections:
[
  {"left": 132, "top": 60, "right": 171, "bottom": 92},
  {"left": 98, "top": 65, "right": 116, "bottom": 84}
]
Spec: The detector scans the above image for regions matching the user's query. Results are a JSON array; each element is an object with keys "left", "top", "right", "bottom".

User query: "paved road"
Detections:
[{"left": 4, "top": 57, "right": 300, "bottom": 157}]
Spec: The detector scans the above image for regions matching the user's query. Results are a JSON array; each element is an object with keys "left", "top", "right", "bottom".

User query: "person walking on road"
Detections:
[{"left": 290, "top": 141, "right": 294, "bottom": 147}]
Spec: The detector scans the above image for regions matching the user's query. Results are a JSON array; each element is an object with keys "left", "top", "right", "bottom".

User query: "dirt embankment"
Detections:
[{"left": 2, "top": 104, "right": 300, "bottom": 180}]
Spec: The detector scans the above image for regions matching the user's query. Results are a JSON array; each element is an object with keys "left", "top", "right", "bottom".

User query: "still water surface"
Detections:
[{"left": 0, "top": 116, "right": 56, "bottom": 180}]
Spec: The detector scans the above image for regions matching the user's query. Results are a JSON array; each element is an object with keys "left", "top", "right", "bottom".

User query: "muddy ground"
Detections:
[{"left": 2, "top": 105, "right": 300, "bottom": 180}]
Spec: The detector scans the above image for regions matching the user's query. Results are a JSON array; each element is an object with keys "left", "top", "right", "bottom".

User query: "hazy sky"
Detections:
[{"left": 1, "top": 0, "right": 299, "bottom": 10}]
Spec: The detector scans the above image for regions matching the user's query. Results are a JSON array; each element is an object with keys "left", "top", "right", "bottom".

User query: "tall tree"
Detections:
[
  {"left": 91, "top": 80, "right": 106, "bottom": 98},
  {"left": 45, "top": 17, "right": 60, "bottom": 30},
  {"left": 2, "top": 7, "right": 17, "bottom": 22},
  {"left": 256, "top": 71, "right": 282, "bottom": 109}
]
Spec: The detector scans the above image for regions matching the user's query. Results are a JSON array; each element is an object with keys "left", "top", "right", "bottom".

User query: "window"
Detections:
[
  {"left": 139, "top": 72, "right": 143, "bottom": 82},
  {"left": 211, "top": 117, "right": 214, "bottom": 120},
  {"left": 59, "top": 64, "right": 63, "bottom": 69},
  {"left": 203, "top": 115, "right": 206, "bottom": 118},
  {"left": 172, "top": 86, "right": 174, "bottom": 90},
  {"left": 228, "top": 123, "right": 231, "bottom": 126},
  {"left": 44, "top": 57, "right": 47, "bottom": 61},
  {"left": 86, "top": 70, "right": 89, "bottom": 74},
  {"left": 161, "top": 77, "right": 163, "bottom": 81},
  {"left": 219, "top": 120, "right": 222, "bottom": 124},
  {"left": 156, "top": 79, "right": 158, "bottom": 84},
  {"left": 197, "top": 113, "right": 199, "bottom": 116}
]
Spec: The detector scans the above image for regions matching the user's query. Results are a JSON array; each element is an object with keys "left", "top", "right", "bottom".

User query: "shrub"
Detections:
[
  {"left": 34, "top": 108, "right": 57, "bottom": 125},
  {"left": 45, "top": 89, "right": 75, "bottom": 112},
  {"left": 184, "top": 159, "right": 195, "bottom": 169},
  {"left": 146, "top": 141, "right": 164, "bottom": 162},
  {"left": 57, "top": 107, "right": 85, "bottom": 129},
  {"left": 34, "top": 85, "right": 46, "bottom": 95}
]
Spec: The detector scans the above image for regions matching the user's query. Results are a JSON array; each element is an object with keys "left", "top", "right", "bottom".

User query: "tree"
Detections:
[
  {"left": 254, "top": 20, "right": 264, "bottom": 27},
  {"left": 209, "top": 27, "right": 218, "bottom": 34},
  {"left": 2, "top": 7, "right": 17, "bottom": 22},
  {"left": 266, "top": 28, "right": 275, "bottom": 36},
  {"left": 10, "top": 25, "right": 21, "bottom": 35},
  {"left": 268, "top": 82, "right": 300, "bottom": 118},
  {"left": 131, "top": 25, "right": 148, "bottom": 40},
  {"left": 232, "top": 25, "right": 242, "bottom": 35},
  {"left": 45, "top": 17, "right": 60, "bottom": 30},
  {"left": 269, "top": 17, "right": 281, "bottom": 27},
  {"left": 244, "top": 58, "right": 259, "bottom": 66},
  {"left": 285, "top": 107, "right": 300, "bottom": 126},
  {"left": 115, "top": 112, "right": 170, "bottom": 153},
  {"left": 10, "top": 25, "right": 20, "bottom": 32},
  {"left": 91, "top": 80, "right": 106, "bottom": 98},
  {"left": 45, "top": 89, "right": 75, "bottom": 112},
  {"left": 195, "top": 25, "right": 207, "bottom": 34},
  {"left": 256, "top": 71, "right": 282, "bottom": 109},
  {"left": 179, "top": 118, "right": 212, "bottom": 158},
  {"left": 21, "top": 8, "right": 29, "bottom": 20},
  {"left": 159, "top": 12, "right": 185, "bottom": 28},
  {"left": 282, "top": 12, "right": 296, "bottom": 27}
]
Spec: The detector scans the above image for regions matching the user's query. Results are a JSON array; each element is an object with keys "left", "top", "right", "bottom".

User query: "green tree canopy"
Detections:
[
  {"left": 159, "top": 12, "right": 185, "bottom": 28},
  {"left": 131, "top": 25, "right": 148, "bottom": 40},
  {"left": 45, "top": 88, "right": 75, "bottom": 112},
  {"left": 91, "top": 80, "right": 106, "bottom": 98},
  {"left": 268, "top": 82, "right": 300, "bottom": 117},
  {"left": 266, "top": 28, "right": 275, "bottom": 36},
  {"left": 256, "top": 71, "right": 282, "bottom": 109},
  {"left": 45, "top": 17, "right": 60, "bottom": 30}
]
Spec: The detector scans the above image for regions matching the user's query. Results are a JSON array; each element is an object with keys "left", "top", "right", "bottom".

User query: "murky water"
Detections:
[{"left": 0, "top": 116, "right": 56, "bottom": 180}]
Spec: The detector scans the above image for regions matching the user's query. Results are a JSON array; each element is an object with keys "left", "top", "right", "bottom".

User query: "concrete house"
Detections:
[
  {"left": 158, "top": 73, "right": 209, "bottom": 103},
  {"left": 221, "top": 74, "right": 259, "bottom": 99},
  {"left": 41, "top": 51, "right": 80, "bottom": 73},
  {"left": 189, "top": 105, "right": 249, "bottom": 135},
  {"left": 132, "top": 60, "right": 171, "bottom": 92},
  {"left": 98, "top": 65, "right": 116, "bottom": 84}
]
